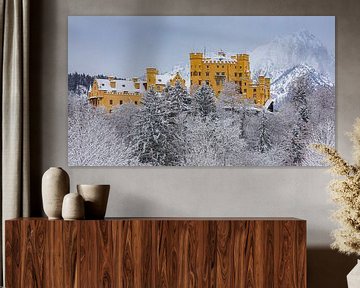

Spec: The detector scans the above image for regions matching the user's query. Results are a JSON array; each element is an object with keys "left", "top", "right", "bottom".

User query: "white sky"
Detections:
[{"left": 68, "top": 16, "right": 335, "bottom": 77}]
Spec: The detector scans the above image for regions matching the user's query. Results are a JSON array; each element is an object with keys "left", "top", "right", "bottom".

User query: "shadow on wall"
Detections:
[{"left": 308, "top": 248, "right": 357, "bottom": 288}]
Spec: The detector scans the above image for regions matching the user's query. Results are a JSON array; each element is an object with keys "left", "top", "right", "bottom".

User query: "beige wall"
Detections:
[{"left": 30, "top": 0, "right": 360, "bottom": 248}]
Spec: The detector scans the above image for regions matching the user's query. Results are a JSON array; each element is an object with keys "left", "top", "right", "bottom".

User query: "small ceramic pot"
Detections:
[
  {"left": 62, "top": 192, "right": 85, "bottom": 220},
  {"left": 42, "top": 167, "right": 70, "bottom": 219},
  {"left": 77, "top": 184, "right": 110, "bottom": 219}
]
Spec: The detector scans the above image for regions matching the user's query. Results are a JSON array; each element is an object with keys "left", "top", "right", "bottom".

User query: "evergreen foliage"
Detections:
[
  {"left": 258, "top": 109, "right": 272, "bottom": 153},
  {"left": 192, "top": 84, "right": 216, "bottom": 118},
  {"left": 68, "top": 73, "right": 335, "bottom": 167},
  {"left": 131, "top": 88, "right": 181, "bottom": 166}
]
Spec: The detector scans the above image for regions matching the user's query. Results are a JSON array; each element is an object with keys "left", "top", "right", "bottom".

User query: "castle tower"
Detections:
[
  {"left": 146, "top": 68, "right": 158, "bottom": 89},
  {"left": 190, "top": 53, "right": 203, "bottom": 87}
]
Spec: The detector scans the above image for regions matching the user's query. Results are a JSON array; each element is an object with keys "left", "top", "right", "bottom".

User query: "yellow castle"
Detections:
[
  {"left": 88, "top": 69, "right": 185, "bottom": 112},
  {"left": 88, "top": 50, "right": 271, "bottom": 111},
  {"left": 190, "top": 51, "right": 270, "bottom": 106}
]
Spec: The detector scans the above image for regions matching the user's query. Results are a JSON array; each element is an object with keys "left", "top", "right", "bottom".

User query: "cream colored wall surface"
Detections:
[{"left": 31, "top": 0, "right": 360, "bottom": 247}]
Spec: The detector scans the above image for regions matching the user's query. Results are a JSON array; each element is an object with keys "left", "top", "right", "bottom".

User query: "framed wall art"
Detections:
[{"left": 68, "top": 16, "right": 335, "bottom": 167}]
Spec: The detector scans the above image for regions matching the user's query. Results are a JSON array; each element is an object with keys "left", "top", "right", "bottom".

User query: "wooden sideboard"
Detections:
[{"left": 5, "top": 218, "right": 306, "bottom": 287}]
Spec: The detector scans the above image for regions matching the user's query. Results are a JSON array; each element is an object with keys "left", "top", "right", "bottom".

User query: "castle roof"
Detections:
[
  {"left": 156, "top": 74, "right": 173, "bottom": 85},
  {"left": 156, "top": 72, "right": 183, "bottom": 85},
  {"left": 203, "top": 52, "right": 237, "bottom": 64},
  {"left": 95, "top": 78, "right": 146, "bottom": 94}
]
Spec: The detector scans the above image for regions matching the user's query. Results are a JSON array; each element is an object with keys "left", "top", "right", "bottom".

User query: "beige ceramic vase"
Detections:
[
  {"left": 62, "top": 192, "right": 85, "bottom": 220},
  {"left": 77, "top": 184, "right": 110, "bottom": 219},
  {"left": 42, "top": 167, "right": 70, "bottom": 219}
]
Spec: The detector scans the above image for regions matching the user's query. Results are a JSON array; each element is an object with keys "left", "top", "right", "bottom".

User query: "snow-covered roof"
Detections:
[
  {"left": 156, "top": 74, "right": 173, "bottom": 85},
  {"left": 95, "top": 78, "right": 145, "bottom": 93},
  {"left": 203, "top": 52, "right": 237, "bottom": 64}
]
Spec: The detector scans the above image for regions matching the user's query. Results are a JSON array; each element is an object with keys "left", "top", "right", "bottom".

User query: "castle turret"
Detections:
[
  {"left": 146, "top": 67, "right": 158, "bottom": 89},
  {"left": 190, "top": 53, "right": 204, "bottom": 87}
]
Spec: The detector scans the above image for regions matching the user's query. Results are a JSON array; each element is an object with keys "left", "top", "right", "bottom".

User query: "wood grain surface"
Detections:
[{"left": 5, "top": 218, "right": 306, "bottom": 287}]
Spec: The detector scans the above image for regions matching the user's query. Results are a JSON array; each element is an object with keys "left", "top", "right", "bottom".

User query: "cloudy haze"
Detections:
[{"left": 68, "top": 16, "right": 335, "bottom": 77}]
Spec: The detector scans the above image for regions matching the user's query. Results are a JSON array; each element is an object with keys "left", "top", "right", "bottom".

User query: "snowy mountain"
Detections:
[
  {"left": 250, "top": 30, "right": 335, "bottom": 82},
  {"left": 271, "top": 64, "right": 334, "bottom": 104}
]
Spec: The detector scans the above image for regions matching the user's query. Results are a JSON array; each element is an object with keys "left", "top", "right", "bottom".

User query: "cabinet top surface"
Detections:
[{"left": 6, "top": 217, "right": 306, "bottom": 222}]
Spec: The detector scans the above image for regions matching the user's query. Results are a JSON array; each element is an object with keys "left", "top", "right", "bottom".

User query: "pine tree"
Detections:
[
  {"left": 165, "top": 81, "right": 191, "bottom": 117},
  {"left": 192, "top": 84, "right": 216, "bottom": 118},
  {"left": 132, "top": 88, "right": 180, "bottom": 166},
  {"left": 292, "top": 76, "right": 310, "bottom": 124},
  {"left": 284, "top": 76, "right": 311, "bottom": 165},
  {"left": 284, "top": 121, "right": 304, "bottom": 165},
  {"left": 258, "top": 109, "right": 272, "bottom": 153}
]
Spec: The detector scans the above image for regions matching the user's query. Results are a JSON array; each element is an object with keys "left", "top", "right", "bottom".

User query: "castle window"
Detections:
[
  {"left": 199, "top": 72, "right": 201, "bottom": 76},
  {"left": 240, "top": 73, "right": 242, "bottom": 77},
  {"left": 245, "top": 82, "right": 247, "bottom": 86},
  {"left": 240, "top": 66, "right": 242, "bottom": 69},
  {"left": 191, "top": 80, "right": 193, "bottom": 85},
  {"left": 206, "top": 72, "right": 209, "bottom": 76},
  {"left": 235, "top": 73, "right": 237, "bottom": 77},
  {"left": 244, "top": 89, "right": 247, "bottom": 93},
  {"left": 253, "top": 88, "right": 257, "bottom": 92},
  {"left": 222, "top": 65, "right": 224, "bottom": 68},
  {"left": 122, "top": 84, "right": 125, "bottom": 87},
  {"left": 135, "top": 101, "right": 138, "bottom": 105},
  {"left": 198, "top": 80, "right": 201, "bottom": 85},
  {"left": 194, "top": 71, "right": 198, "bottom": 76},
  {"left": 206, "top": 80, "right": 209, "bottom": 85},
  {"left": 207, "top": 65, "right": 209, "bottom": 69},
  {"left": 218, "top": 91, "right": 221, "bottom": 94},
  {"left": 217, "top": 65, "right": 219, "bottom": 68},
  {"left": 110, "top": 100, "right": 113, "bottom": 105},
  {"left": 221, "top": 72, "right": 225, "bottom": 75},
  {"left": 124, "top": 91, "right": 128, "bottom": 94},
  {"left": 120, "top": 100, "right": 123, "bottom": 105}
]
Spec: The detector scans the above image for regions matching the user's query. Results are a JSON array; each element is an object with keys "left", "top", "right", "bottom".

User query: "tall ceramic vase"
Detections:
[
  {"left": 42, "top": 167, "right": 70, "bottom": 219},
  {"left": 347, "top": 260, "right": 360, "bottom": 288},
  {"left": 77, "top": 184, "right": 110, "bottom": 219}
]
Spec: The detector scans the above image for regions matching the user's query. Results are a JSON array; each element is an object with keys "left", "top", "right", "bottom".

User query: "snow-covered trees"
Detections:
[
  {"left": 282, "top": 76, "right": 311, "bottom": 165},
  {"left": 68, "top": 92, "right": 137, "bottom": 166},
  {"left": 68, "top": 74, "right": 335, "bottom": 167},
  {"left": 192, "top": 84, "right": 216, "bottom": 118},
  {"left": 257, "top": 109, "right": 272, "bottom": 153},
  {"left": 165, "top": 81, "right": 191, "bottom": 116},
  {"left": 131, "top": 88, "right": 182, "bottom": 166}
]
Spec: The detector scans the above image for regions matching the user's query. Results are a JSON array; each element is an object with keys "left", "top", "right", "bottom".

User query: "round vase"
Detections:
[
  {"left": 42, "top": 167, "right": 70, "bottom": 219},
  {"left": 77, "top": 184, "right": 110, "bottom": 219},
  {"left": 62, "top": 192, "right": 85, "bottom": 220}
]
